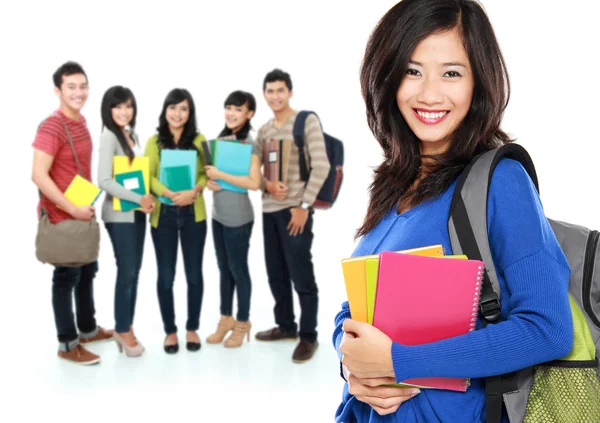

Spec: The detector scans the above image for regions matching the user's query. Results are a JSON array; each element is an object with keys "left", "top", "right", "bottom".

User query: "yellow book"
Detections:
[
  {"left": 61, "top": 175, "right": 103, "bottom": 208},
  {"left": 341, "top": 244, "right": 444, "bottom": 322},
  {"left": 112, "top": 156, "right": 150, "bottom": 211}
]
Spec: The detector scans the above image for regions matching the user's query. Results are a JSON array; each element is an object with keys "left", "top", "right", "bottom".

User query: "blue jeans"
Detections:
[
  {"left": 105, "top": 211, "right": 146, "bottom": 333},
  {"left": 212, "top": 219, "right": 253, "bottom": 321},
  {"left": 52, "top": 261, "right": 99, "bottom": 349},
  {"left": 151, "top": 205, "right": 207, "bottom": 334},
  {"left": 263, "top": 208, "right": 318, "bottom": 343}
]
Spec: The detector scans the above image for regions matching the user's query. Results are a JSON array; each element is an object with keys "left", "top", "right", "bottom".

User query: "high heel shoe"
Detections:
[
  {"left": 224, "top": 320, "right": 252, "bottom": 348},
  {"left": 206, "top": 315, "right": 235, "bottom": 344},
  {"left": 113, "top": 332, "right": 145, "bottom": 357}
]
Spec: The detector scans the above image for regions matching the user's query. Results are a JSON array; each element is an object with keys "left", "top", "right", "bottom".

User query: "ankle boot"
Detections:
[
  {"left": 224, "top": 320, "right": 252, "bottom": 348},
  {"left": 206, "top": 315, "right": 235, "bottom": 344}
]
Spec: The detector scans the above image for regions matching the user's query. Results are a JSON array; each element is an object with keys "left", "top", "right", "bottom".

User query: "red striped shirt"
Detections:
[{"left": 32, "top": 110, "right": 93, "bottom": 223}]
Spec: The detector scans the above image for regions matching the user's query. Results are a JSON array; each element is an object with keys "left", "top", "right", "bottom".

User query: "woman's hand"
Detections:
[
  {"left": 172, "top": 189, "right": 197, "bottom": 206},
  {"left": 207, "top": 180, "right": 222, "bottom": 191},
  {"left": 205, "top": 165, "right": 222, "bottom": 180},
  {"left": 140, "top": 194, "right": 155, "bottom": 213},
  {"left": 346, "top": 369, "right": 420, "bottom": 416},
  {"left": 340, "top": 319, "right": 395, "bottom": 379}
]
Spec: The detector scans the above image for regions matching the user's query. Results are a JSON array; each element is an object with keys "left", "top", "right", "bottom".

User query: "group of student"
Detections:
[{"left": 32, "top": 63, "right": 329, "bottom": 365}]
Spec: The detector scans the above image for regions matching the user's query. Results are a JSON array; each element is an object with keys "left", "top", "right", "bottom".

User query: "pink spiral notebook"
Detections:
[{"left": 372, "top": 251, "right": 484, "bottom": 391}]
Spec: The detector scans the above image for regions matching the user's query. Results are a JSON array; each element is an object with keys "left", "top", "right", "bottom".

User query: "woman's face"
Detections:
[
  {"left": 396, "top": 29, "right": 474, "bottom": 154},
  {"left": 224, "top": 103, "right": 254, "bottom": 134},
  {"left": 111, "top": 99, "right": 134, "bottom": 129},
  {"left": 166, "top": 99, "right": 190, "bottom": 131}
]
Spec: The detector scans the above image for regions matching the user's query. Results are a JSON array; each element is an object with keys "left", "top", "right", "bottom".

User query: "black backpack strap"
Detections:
[
  {"left": 293, "top": 110, "right": 316, "bottom": 182},
  {"left": 448, "top": 143, "right": 538, "bottom": 423}
]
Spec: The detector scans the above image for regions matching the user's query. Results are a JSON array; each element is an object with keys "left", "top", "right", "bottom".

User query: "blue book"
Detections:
[
  {"left": 115, "top": 169, "right": 146, "bottom": 212},
  {"left": 214, "top": 141, "right": 252, "bottom": 193},
  {"left": 159, "top": 149, "right": 197, "bottom": 204}
]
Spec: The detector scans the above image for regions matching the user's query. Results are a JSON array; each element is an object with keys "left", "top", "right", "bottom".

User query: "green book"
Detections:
[
  {"left": 365, "top": 257, "right": 379, "bottom": 325},
  {"left": 163, "top": 165, "right": 192, "bottom": 193},
  {"left": 115, "top": 169, "right": 146, "bottom": 212}
]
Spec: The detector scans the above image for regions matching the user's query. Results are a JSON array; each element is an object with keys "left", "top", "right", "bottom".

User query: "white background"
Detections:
[{"left": 1, "top": 1, "right": 599, "bottom": 422}]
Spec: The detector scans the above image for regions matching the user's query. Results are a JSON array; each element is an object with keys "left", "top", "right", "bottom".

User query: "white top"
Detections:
[{"left": 132, "top": 142, "right": 143, "bottom": 156}]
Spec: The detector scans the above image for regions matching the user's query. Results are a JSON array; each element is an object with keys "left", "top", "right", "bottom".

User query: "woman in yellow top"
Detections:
[{"left": 145, "top": 88, "right": 208, "bottom": 354}]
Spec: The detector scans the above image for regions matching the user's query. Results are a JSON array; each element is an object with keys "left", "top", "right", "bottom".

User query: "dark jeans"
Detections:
[
  {"left": 151, "top": 205, "right": 207, "bottom": 335},
  {"left": 52, "top": 261, "right": 99, "bottom": 347},
  {"left": 105, "top": 211, "right": 146, "bottom": 333},
  {"left": 262, "top": 208, "right": 318, "bottom": 343},
  {"left": 212, "top": 219, "right": 253, "bottom": 322}
]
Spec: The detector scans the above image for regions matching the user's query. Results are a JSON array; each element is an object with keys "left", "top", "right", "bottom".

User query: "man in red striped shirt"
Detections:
[{"left": 32, "top": 62, "right": 113, "bottom": 365}]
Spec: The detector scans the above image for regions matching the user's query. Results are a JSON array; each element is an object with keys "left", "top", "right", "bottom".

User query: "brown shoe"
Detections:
[
  {"left": 80, "top": 326, "right": 114, "bottom": 345},
  {"left": 206, "top": 315, "right": 236, "bottom": 344},
  {"left": 292, "top": 340, "right": 319, "bottom": 363},
  {"left": 58, "top": 344, "right": 100, "bottom": 365},
  {"left": 255, "top": 327, "right": 298, "bottom": 341}
]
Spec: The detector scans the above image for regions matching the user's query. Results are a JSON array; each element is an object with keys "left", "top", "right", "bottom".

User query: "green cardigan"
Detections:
[{"left": 145, "top": 134, "right": 208, "bottom": 228}]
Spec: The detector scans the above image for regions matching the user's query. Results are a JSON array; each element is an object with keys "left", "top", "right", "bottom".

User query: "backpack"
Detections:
[
  {"left": 448, "top": 143, "right": 600, "bottom": 423},
  {"left": 293, "top": 111, "right": 343, "bottom": 209}
]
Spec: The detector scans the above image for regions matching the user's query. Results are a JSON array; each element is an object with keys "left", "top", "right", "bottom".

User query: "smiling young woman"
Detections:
[{"left": 332, "top": 1, "right": 573, "bottom": 422}]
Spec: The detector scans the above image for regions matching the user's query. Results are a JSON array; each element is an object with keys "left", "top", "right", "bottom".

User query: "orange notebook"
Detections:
[
  {"left": 373, "top": 252, "right": 484, "bottom": 391},
  {"left": 341, "top": 245, "right": 444, "bottom": 322}
]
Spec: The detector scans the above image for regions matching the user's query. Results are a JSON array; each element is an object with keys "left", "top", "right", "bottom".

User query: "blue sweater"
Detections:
[{"left": 332, "top": 159, "right": 573, "bottom": 423}]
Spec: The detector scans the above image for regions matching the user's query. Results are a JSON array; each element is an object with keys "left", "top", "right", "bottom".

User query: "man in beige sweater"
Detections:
[{"left": 254, "top": 69, "right": 330, "bottom": 363}]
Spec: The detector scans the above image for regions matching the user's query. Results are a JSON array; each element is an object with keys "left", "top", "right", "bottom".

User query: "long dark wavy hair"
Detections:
[
  {"left": 157, "top": 88, "right": 199, "bottom": 151},
  {"left": 101, "top": 86, "right": 137, "bottom": 162},
  {"left": 357, "top": 0, "right": 512, "bottom": 238},
  {"left": 218, "top": 90, "right": 256, "bottom": 140}
]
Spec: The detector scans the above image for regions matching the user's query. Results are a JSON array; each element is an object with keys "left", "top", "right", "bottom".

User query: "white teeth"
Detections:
[{"left": 417, "top": 111, "right": 447, "bottom": 119}]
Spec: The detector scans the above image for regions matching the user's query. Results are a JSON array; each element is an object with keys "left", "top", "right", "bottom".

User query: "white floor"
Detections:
[{"left": 7, "top": 190, "right": 357, "bottom": 423}]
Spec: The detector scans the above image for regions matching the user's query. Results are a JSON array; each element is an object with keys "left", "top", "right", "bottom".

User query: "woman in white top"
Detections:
[{"left": 97, "top": 86, "right": 154, "bottom": 357}]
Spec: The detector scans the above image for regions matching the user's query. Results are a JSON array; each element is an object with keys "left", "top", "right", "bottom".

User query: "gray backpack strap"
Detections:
[{"left": 448, "top": 143, "right": 539, "bottom": 423}]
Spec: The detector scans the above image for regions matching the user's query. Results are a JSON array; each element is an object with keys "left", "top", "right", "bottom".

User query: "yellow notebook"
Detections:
[
  {"left": 341, "top": 244, "right": 444, "bottom": 322},
  {"left": 112, "top": 156, "right": 150, "bottom": 211},
  {"left": 62, "top": 175, "right": 103, "bottom": 208}
]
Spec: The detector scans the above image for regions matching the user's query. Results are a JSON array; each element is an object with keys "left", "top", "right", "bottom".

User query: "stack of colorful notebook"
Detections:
[
  {"left": 203, "top": 139, "right": 253, "bottom": 193},
  {"left": 112, "top": 156, "right": 150, "bottom": 211},
  {"left": 341, "top": 245, "right": 484, "bottom": 391},
  {"left": 158, "top": 150, "right": 197, "bottom": 204}
]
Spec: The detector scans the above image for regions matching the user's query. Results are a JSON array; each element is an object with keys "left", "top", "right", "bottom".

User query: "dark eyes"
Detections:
[
  {"left": 405, "top": 69, "right": 462, "bottom": 78},
  {"left": 444, "top": 71, "right": 462, "bottom": 78}
]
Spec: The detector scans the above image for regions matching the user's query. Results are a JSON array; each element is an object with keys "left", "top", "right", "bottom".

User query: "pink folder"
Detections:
[{"left": 373, "top": 251, "right": 484, "bottom": 391}]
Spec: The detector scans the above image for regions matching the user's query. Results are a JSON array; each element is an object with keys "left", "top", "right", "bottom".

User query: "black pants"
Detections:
[
  {"left": 52, "top": 261, "right": 98, "bottom": 347},
  {"left": 262, "top": 208, "right": 318, "bottom": 343},
  {"left": 105, "top": 211, "right": 146, "bottom": 333},
  {"left": 151, "top": 205, "right": 207, "bottom": 335},
  {"left": 212, "top": 219, "right": 253, "bottom": 321}
]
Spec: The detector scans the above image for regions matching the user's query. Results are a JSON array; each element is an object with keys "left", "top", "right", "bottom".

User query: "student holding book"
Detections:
[
  {"left": 145, "top": 88, "right": 208, "bottom": 354},
  {"left": 97, "top": 86, "right": 154, "bottom": 357},
  {"left": 332, "top": 0, "right": 573, "bottom": 421},
  {"left": 204, "top": 91, "right": 261, "bottom": 348},
  {"left": 32, "top": 61, "right": 113, "bottom": 365}
]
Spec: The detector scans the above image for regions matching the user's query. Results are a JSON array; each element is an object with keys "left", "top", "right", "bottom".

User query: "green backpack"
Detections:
[{"left": 448, "top": 143, "right": 600, "bottom": 423}]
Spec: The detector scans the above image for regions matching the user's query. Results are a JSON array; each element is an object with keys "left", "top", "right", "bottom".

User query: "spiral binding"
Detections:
[
  {"left": 469, "top": 266, "right": 484, "bottom": 332},
  {"left": 461, "top": 265, "right": 484, "bottom": 390}
]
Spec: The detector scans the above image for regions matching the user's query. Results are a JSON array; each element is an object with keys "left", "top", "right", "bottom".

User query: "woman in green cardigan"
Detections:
[{"left": 145, "top": 88, "right": 208, "bottom": 354}]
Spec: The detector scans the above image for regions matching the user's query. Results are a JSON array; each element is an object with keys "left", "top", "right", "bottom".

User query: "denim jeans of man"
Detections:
[
  {"left": 105, "top": 211, "right": 146, "bottom": 334},
  {"left": 151, "top": 205, "right": 206, "bottom": 335},
  {"left": 212, "top": 219, "right": 253, "bottom": 322},
  {"left": 262, "top": 208, "right": 318, "bottom": 343},
  {"left": 52, "top": 260, "right": 99, "bottom": 351}
]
